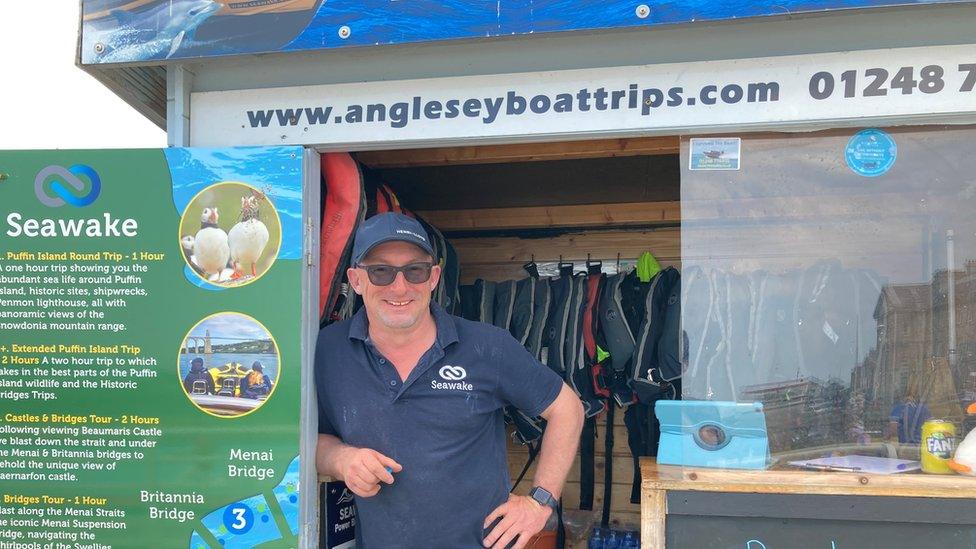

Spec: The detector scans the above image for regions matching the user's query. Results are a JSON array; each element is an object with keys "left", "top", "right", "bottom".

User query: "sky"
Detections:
[
  {"left": 0, "top": 2, "right": 166, "bottom": 150},
  {"left": 190, "top": 314, "right": 271, "bottom": 342}
]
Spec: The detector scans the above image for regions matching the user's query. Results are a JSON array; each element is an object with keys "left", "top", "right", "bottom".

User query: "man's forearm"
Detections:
[
  {"left": 532, "top": 385, "right": 585, "bottom": 498},
  {"left": 316, "top": 433, "right": 352, "bottom": 478}
]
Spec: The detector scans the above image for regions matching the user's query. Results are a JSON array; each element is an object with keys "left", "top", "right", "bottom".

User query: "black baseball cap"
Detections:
[{"left": 352, "top": 212, "right": 435, "bottom": 265}]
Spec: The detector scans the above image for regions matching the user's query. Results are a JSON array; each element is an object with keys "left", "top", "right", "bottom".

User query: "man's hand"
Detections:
[
  {"left": 335, "top": 446, "right": 402, "bottom": 498},
  {"left": 482, "top": 495, "right": 552, "bottom": 548}
]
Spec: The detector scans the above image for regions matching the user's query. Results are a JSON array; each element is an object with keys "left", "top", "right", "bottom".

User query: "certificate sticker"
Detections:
[
  {"left": 845, "top": 128, "right": 897, "bottom": 177},
  {"left": 690, "top": 138, "right": 741, "bottom": 170}
]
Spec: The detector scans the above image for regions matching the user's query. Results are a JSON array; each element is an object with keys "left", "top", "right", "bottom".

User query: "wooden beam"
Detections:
[
  {"left": 419, "top": 191, "right": 939, "bottom": 233},
  {"left": 641, "top": 458, "right": 976, "bottom": 499},
  {"left": 642, "top": 489, "right": 667, "bottom": 549},
  {"left": 417, "top": 201, "right": 680, "bottom": 231},
  {"left": 355, "top": 136, "right": 679, "bottom": 168}
]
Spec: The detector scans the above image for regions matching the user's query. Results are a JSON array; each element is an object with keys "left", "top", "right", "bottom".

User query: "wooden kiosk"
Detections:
[{"left": 76, "top": 1, "right": 976, "bottom": 547}]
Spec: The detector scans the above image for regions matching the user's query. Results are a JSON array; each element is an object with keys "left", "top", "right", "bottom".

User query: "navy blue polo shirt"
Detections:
[{"left": 315, "top": 304, "right": 564, "bottom": 548}]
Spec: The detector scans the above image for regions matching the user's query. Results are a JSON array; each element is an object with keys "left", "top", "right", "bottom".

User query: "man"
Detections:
[
  {"left": 182, "top": 357, "right": 214, "bottom": 395},
  {"left": 240, "top": 361, "right": 272, "bottom": 399},
  {"left": 886, "top": 391, "right": 931, "bottom": 444},
  {"left": 315, "top": 212, "right": 584, "bottom": 548}
]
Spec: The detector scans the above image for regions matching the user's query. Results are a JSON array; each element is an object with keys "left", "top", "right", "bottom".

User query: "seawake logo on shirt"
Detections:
[
  {"left": 433, "top": 365, "right": 473, "bottom": 391},
  {"left": 439, "top": 365, "right": 466, "bottom": 380}
]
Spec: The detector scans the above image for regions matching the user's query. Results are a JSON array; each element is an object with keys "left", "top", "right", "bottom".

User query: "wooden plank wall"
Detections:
[{"left": 450, "top": 226, "right": 680, "bottom": 547}]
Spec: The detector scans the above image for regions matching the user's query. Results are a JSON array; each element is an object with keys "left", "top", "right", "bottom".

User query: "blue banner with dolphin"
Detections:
[{"left": 81, "top": 0, "right": 962, "bottom": 65}]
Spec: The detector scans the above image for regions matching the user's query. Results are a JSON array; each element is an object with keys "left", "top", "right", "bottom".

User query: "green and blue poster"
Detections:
[{"left": 0, "top": 147, "right": 315, "bottom": 548}]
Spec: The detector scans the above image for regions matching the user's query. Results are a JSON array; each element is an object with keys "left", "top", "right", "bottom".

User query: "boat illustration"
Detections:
[{"left": 190, "top": 393, "right": 263, "bottom": 415}]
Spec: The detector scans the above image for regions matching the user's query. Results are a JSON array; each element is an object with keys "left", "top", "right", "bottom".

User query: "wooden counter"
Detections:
[{"left": 639, "top": 458, "right": 976, "bottom": 549}]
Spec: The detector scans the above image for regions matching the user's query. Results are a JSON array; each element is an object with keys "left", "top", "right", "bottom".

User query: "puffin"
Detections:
[
  {"left": 180, "top": 235, "right": 206, "bottom": 277},
  {"left": 228, "top": 195, "right": 270, "bottom": 279},
  {"left": 948, "top": 403, "right": 976, "bottom": 475},
  {"left": 193, "top": 207, "right": 231, "bottom": 282}
]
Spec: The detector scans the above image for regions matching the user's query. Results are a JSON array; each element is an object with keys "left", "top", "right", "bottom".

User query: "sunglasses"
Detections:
[{"left": 357, "top": 262, "right": 433, "bottom": 286}]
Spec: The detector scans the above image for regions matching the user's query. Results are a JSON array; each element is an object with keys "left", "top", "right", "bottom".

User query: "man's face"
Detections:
[{"left": 348, "top": 241, "right": 441, "bottom": 330}]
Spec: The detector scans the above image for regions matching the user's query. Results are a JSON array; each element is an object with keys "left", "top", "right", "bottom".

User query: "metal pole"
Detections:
[{"left": 947, "top": 229, "right": 957, "bottom": 365}]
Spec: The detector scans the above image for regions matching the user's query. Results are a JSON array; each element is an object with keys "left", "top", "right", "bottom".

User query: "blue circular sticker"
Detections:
[
  {"left": 222, "top": 503, "right": 255, "bottom": 535},
  {"left": 845, "top": 129, "right": 897, "bottom": 177}
]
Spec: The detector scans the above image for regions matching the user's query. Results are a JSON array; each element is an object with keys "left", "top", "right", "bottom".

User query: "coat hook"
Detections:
[{"left": 616, "top": 253, "right": 621, "bottom": 271}]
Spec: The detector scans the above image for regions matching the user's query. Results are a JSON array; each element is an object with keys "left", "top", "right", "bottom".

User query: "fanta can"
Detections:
[{"left": 921, "top": 419, "right": 956, "bottom": 474}]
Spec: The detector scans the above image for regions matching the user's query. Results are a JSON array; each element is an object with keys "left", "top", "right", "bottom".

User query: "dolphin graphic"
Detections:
[
  {"left": 85, "top": 0, "right": 325, "bottom": 63},
  {"left": 164, "top": 1, "right": 222, "bottom": 58},
  {"left": 91, "top": 0, "right": 220, "bottom": 61}
]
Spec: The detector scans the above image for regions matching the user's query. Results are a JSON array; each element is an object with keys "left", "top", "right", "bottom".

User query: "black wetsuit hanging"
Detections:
[
  {"left": 565, "top": 272, "right": 603, "bottom": 418},
  {"left": 493, "top": 280, "right": 518, "bottom": 331},
  {"left": 542, "top": 266, "right": 574, "bottom": 375},
  {"left": 442, "top": 238, "right": 461, "bottom": 315},
  {"left": 608, "top": 260, "right": 684, "bottom": 506},
  {"left": 564, "top": 272, "right": 596, "bottom": 511},
  {"left": 526, "top": 278, "right": 552, "bottom": 361},
  {"left": 580, "top": 265, "right": 610, "bottom": 516},
  {"left": 630, "top": 267, "right": 682, "bottom": 403},
  {"left": 599, "top": 272, "right": 637, "bottom": 407},
  {"left": 459, "top": 284, "right": 478, "bottom": 321},
  {"left": 474, "top": 279, "right": 496, "bottom": 326},
  {"left": 509, "top": 277, "right": 536, "bottom": 344}
]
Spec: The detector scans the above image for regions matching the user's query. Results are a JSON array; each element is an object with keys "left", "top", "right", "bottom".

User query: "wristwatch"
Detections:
[{"left": 528, "top": 486, "right": 558, "bottom": 512}]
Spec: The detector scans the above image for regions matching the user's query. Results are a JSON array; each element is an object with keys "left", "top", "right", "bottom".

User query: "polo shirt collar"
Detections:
[
  {"left": 348, "top": 308, "right": 370, "bottom": 342},
  {"left": 348, "top": 303, "right": 458, "bottom": 349}
]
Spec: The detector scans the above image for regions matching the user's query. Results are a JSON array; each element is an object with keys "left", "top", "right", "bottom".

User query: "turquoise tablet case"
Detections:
[{"left": 655, "top": 400, "right": 770, "bottom": 470}]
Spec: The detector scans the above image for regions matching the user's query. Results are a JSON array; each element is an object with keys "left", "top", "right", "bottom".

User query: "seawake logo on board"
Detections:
[
  {"left": 34, "top": 164, "right": 102, "bottom": 207},
  {"left": 6, "top": 164, "right": 138, "bottom": 238}
]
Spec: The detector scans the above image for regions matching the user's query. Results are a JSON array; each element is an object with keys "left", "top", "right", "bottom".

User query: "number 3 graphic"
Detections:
[
  {"left": 222, "top": 503, "right": 255, "bottom": 535},
  {"left": 232, "top": 508, "right": 247, "bottom": 529}
]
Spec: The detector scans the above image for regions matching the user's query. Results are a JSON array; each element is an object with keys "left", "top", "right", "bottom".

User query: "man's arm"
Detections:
[
  {"left": 317, "top": 433, "right": 402, "bottom": 498},
  {"left": 530, "top": 384, "right": 585, "bottom": 498},
  {"left": 483, "top": 384, "right": 584, "bottom": 549}
]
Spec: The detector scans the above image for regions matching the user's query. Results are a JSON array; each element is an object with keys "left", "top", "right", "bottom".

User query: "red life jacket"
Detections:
[{"left": 319, "top": 153, "right": 365, "bottom": 323}]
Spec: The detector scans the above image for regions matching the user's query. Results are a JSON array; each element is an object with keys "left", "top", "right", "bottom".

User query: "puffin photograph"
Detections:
[
  {"left": 180, "top": 235, "right": 206, "bottom": 277},
  {"left": 228, "top": 194, "right": 270, "bottom": 279},
  {"left": 179, "top": 183, "right": 281, "bottom": 287},
  {"left": 193, "top": 206, "right": 231, "bottom": 282}
]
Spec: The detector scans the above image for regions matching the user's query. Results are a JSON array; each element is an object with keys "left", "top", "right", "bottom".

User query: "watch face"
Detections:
[{"left": 531, "top": 487, "right": 553, "bottom": 505}]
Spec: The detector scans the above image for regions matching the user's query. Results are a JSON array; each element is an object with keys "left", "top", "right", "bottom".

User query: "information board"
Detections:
[{"left": 0, "top": 147, "right": 312, "bottom": 548}]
